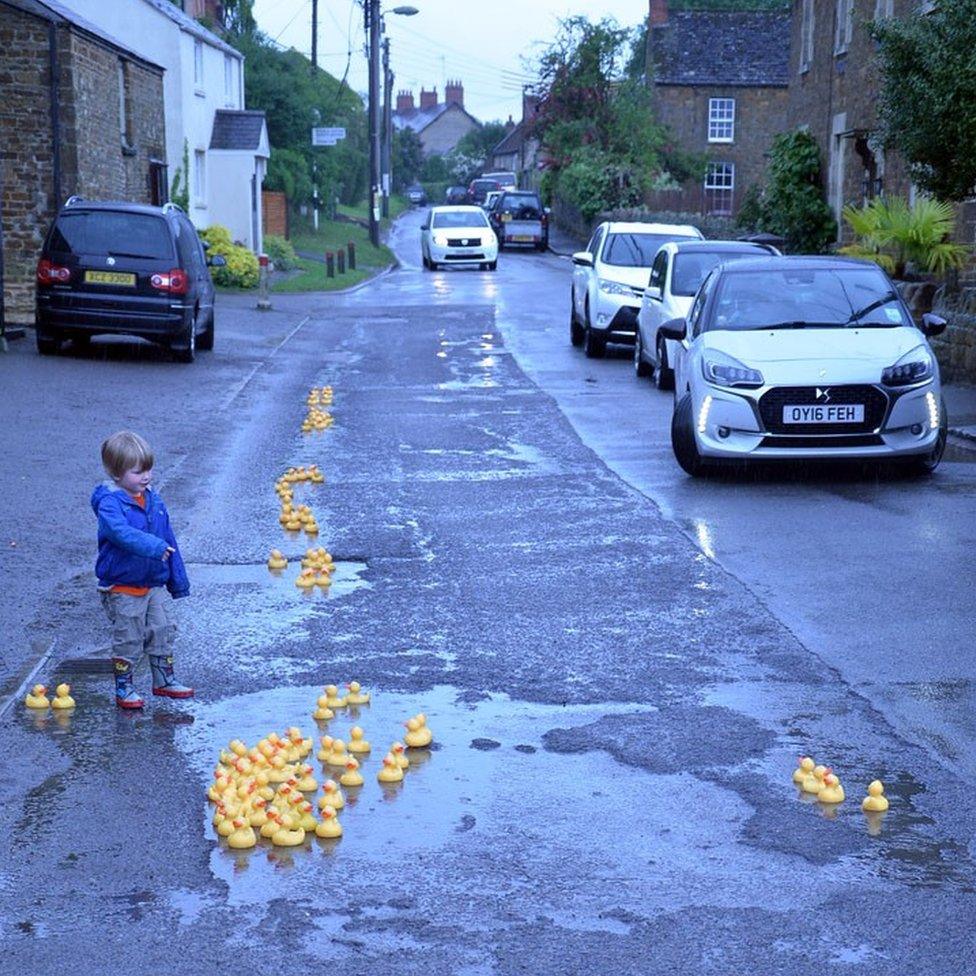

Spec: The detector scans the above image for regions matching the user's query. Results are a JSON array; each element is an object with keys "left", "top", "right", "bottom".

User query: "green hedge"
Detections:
[{"left": 264, "top": 234, "right": 300, "bottom": 271}]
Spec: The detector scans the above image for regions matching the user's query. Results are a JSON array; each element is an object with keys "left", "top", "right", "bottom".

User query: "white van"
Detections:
[{"left": 482, "top": 171, "right": 517, "bottom": 191}]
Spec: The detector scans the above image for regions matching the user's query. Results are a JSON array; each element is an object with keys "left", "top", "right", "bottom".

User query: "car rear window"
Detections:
[
  {"left": 499, "top": 193, "right": 542, "bottom": 215},
  {"left": 603, "top": 232, "right": 697, "bottom": 267},
  {"left": 49, "top": 211, "right": 174, "bottom": 260},
  {"left": 432, "top": 211, "right": 489, "bottom": 228}
]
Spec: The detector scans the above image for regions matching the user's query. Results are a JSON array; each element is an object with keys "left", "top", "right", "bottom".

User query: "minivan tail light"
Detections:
[
  {"left": 150, "top": 269, "right": 188, "bottom": 295},
  {"left": 36, "top": 259, "right": 71, "bottom": 285}
]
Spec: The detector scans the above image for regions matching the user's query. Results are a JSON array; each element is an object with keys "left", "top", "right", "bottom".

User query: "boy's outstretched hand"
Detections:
[{"left": 162, "top": 547, "right": 175, "bottom": 562}]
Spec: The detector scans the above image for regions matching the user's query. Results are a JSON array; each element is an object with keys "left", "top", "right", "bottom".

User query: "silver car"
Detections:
[{"left": 636, "top": 240, "right": 779, "bottom": 389}]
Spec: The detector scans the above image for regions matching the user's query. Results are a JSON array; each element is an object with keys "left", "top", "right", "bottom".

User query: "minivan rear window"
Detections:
[{"left": 50, "top": 211, "right": 174, "bottom": 261}]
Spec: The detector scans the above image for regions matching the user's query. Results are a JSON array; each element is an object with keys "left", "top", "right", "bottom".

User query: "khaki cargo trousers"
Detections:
[{"left": 100, "top": 588, "right": 175, "bottom": 663}]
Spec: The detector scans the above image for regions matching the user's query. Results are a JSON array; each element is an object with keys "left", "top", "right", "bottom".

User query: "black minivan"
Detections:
[{"left": 35, "top": 198, "right": 225, "bottom": 363}]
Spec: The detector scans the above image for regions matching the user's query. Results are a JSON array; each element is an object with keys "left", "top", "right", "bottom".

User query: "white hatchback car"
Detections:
[
  {"left": 636, "top": 240, "right": 779, "bottom": 389},
  {"left": 570, "top": 221, "right": 703, "bottom": 358},
  {"left": 664, "top": 256, "right": 949, "bottom": 476},
  {"left": 421, "top": 206, "right": 498, "bottom": 271}
]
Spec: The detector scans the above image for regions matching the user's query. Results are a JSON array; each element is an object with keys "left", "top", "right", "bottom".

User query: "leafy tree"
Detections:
[
  {"left": 454, "top": 122, "right": 508, "bottom": 165},
  {"left": 393, "top": 128, "right": 424, "bottom": 189},
  {"left": 872, "top": 0, "right": 976, "bottom": 201}
]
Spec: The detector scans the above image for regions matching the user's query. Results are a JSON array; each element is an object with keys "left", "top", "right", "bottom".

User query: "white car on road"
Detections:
[
  {"left": 636, "top": 239, "right": 779, "bottom": 389},
  {"left": 664, "top": 256, "right": 949, "bottom": 475},
  {"left": 421, "top": 206, "right": 498, "bottom": 272},
  {"left": 570, "top": 221, "right": 703, "bottom": 358}
]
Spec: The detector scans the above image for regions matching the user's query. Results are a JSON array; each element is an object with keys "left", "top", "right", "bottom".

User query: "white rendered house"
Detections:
[{"left": 58, "top": 0, "right": 268, "bottom": 252}]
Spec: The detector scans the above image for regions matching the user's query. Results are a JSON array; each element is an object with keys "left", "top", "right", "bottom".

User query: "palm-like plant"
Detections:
[{"left": 839, "top": 196, "right": 970, "bottom": 278}]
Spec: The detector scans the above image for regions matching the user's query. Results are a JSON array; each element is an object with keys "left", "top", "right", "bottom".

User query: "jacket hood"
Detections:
[{"left": 91, "top": 483, "right": 153, "bottom": 514}]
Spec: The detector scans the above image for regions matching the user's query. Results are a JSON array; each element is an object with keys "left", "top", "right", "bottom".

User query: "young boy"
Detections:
[{"left": 91, "top": 431, "right": 193, "bottom": 708}]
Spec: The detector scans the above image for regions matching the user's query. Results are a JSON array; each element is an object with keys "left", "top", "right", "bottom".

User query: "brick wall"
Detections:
[
  {"left": 420, "top": 108, "right": 479, "bottom": 157},
  {"left": 262, "top": 190, "right": 288, "bottom": 238},
  {"left": 0, "top": 12, "right": 165, "bottom": 321},
  {"left": 656, "top": 84, "right": 789, "bottom": 214}
]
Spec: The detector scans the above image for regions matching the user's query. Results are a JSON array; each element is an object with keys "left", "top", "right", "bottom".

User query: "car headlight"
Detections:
[
  {"left": 701, "top": 350, "right": 764, "bottom": 389},
  {"left": 432, "top": 234, "right": 448, "bottom": 246},
  {"left": 598, "top": 279, "right": 632, "bottom": 297},
  {"left": 881, "top": 345, "right": 934, "bottom": 386}
]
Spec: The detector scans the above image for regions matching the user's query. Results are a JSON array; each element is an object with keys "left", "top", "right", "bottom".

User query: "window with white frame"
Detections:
[
  {"left": 194, "top": 150, "right": 206, "bottom": 207},
  {"left": 800, "top": 0, "right": 814, "bottom": 72},
  {"left": 224, "top": 54, "right": 235, "bottom": 106},
  {"left": 118, "top": 61, "right": 129, "bottom": 145},
  {"left": 835, "top": 0, "right": 854, "bottom": 53},
  {"left": 704, "top": 162, "right": 735, "bottom": 216},
  {"left": 708, "top": 98, "right": 735, "bottom": 143},
  {"left": 194, "top": 39, "right": 204, "bottom": 91},
  {"left": 874, "top": 0, "right": 894, "bottom": 17}
]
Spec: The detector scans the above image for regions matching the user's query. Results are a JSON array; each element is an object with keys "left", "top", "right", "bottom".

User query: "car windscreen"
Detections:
[
  {"left": 432, "top": 211, "right": 489, "bottom": 228},
  {"left": 49, "top": 211, "right": 174, "bottom": 260},
  {"left": 708, "top": 268, "right": 912, "bottom": 330},
  {"left": 671, "top": 250, "right": 763, "bottom": 297},
  {"left": 498, "top": 194, "right": 542, "bottom": 217},
  {"left": 485, "top": 172, "right": 516, "bottom": 184},
  {"left": 602, "top": 233, "right": 697, "bottom": 267}
]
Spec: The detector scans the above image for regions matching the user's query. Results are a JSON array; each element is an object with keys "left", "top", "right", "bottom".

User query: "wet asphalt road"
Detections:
[{"left": 0, "top": 208, "right": 974, "bottom": 974}]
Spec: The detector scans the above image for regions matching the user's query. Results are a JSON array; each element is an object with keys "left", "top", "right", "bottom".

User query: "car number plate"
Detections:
[
  {"left": 85, "top": 270, "right": 136, "bottom": 286},
  {"left": 501, "top": 214, "right": 512, "bottom": 222},
  {"left": 782, "top": 404, "right": 864, "bottom": 424},
  {"left": 511, "top": 235, "right": 534, "bottom": 242}
]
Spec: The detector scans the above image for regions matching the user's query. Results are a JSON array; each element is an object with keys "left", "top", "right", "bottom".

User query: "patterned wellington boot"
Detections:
[
  {"left": 149, "top": 654, "right": 195, "bottom": 699},
  {"left": 113, "top": 657, "right": 145, "bottom": 709}
]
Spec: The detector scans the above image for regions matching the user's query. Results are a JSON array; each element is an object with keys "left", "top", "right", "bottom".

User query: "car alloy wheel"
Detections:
[
  {"left": 671, "top": 393, "right": 705, "bottom": 476},
  {"left": 654, "top": 336, "right": 674, "bottom": 390},
  {"left": 634, "top": 331, "right": 652, "bottom": 377},
  {"left": 583, "top": 300, "right": 606, "bottom": 359},
  {"left": 173, "top": 314, "right": 196, "bottom": 364}
]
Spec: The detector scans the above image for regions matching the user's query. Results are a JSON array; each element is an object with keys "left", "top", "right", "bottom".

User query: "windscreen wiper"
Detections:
[{"left": 845, "top": 291, "right": 897, "bottom": 324}]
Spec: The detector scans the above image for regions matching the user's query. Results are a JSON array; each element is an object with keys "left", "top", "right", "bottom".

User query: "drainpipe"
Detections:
[{"left": 49, "top": 21, "right": 62, "bottom": 206}]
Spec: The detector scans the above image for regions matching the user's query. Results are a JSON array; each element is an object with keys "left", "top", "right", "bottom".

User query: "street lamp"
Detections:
[{"left": 367, "top": 2, "right": 418, "bottom": 245}]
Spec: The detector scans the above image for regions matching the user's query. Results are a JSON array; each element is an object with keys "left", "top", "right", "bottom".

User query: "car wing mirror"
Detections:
[
  {"left": 921, "top": 312, "right": 947, "bottom": 336},
  {"left": 208, "top": 254, "right": 227, "bottom": 268},
  {"left": 572, "top": 251, "right": 593, "bottom": 267},
  {"left": 645, "top": 285, "right": 662, "bottom": 301},
  {"left": 659, "top": 317, "right": 687, "bottom": 341},
  {"left": 420, "top": 223, "right": 429, "bottom": 230}
]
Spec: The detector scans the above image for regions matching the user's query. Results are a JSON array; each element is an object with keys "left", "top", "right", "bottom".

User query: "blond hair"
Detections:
[{"left": 101, "top": 431, "right": 154, "bottom": 480}]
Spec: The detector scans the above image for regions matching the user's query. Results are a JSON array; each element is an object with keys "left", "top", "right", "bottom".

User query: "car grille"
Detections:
[
  {"left": 447, "top": 238, "right": 481, "bottom": 247},
  {"left": 759, "top": 434, "right": 884, "bottom": 449},
  {"left": 759, "top": 385, "right": 888, "bottom": 434},
  {"left": 444, "top": 253, "right": 485, "bottom": 261}
]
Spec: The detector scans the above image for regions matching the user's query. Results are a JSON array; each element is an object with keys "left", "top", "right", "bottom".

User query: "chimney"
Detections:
[
  {"left": 649, "top": 0, "right": 668, "bottom": 26},
  {"left": 445, "top": 79, "right": 464, "bottom": 108},
  {"left": 504, "top": 115, "right": 515, "bottom": 132},
  {"left": 396, "top": 89, "right": 415, "bottom": 113},
  {"left": 522, "top": 90, "right": 539, "bottom": 123},
  {"left": 419, "top": 87, "right": 438, "bottom": 110}
]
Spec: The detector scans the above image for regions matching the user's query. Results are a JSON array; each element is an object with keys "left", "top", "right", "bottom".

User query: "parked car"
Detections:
[
  {"left": 570, "top": 221, "right": 703, "bottom": 358},
  {"left": 406, "top": 184, "right": 428, "bottom": 206},
  {"left": 467, "top": 178, "right": 501, "bottom": 205},
  {"left": 482, "top": 190, "right": 503, "bottom": 213},
  {"left": 482, "top": 170, "right": 517, "bottom": 191},
  {"left": 664, "top": 255, "right": 949, "bottom": 475},
  {"left": 420, "top": 205, "right": 498, "bottom": 271},
  {"left": 636, "top": 240, "right": 780, "bottom": 389},
  {"left": 34, "top": 198, "right": 224, "bottom": 363},
  {"left": 487, "top": 191, "right": 549, "bottom": 251},
  {"left": 445, "top": 185, "right": 468, "bottom": 205}
]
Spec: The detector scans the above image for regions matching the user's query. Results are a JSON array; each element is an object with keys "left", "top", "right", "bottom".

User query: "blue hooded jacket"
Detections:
[{"left": 91, "top": 484, "right": 190, "bottom": 598}]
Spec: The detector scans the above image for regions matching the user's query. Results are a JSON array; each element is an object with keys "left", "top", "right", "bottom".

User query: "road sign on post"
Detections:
[{"left": 311, "top": 127, "right": 347, "bottom": 146}]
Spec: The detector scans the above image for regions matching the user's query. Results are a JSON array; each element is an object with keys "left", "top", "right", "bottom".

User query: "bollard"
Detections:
[
  {"left": 325, "top": 252, "right": 335, "bottom": 278},
  {"left": 347, "top": 241, "right": 356, "bottom": 271},
  {"left": 256, "top": 254, "right": 271, "bottom": 310},
  {"left": 337, "top": 249, "right": 346, "bottom": 275}
]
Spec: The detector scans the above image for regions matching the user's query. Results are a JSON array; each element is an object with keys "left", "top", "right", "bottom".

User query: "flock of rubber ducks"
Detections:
[
  {"left": 275, "top": 464, "right": 325, "bottom": 536},
  {"left": 208, "top": 682, "right": 435, "bottom": 851},
  {"left": 302, "top": 386, "right": 334, "bottom": 434},
  {"left": 792, "top": 756, "right": 890, "bottom": 814},
  {"left": 24, "top": 682, "right": 75, "bottom": 711}
]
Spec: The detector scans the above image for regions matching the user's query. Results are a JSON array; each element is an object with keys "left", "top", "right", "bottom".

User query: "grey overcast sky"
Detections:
[{"left": 251, "top": 0, "right": 648, "bottom": 123}]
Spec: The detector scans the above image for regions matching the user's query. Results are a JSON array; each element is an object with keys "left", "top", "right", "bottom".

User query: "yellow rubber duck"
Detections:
[
  {"left": 227, "top": 818, "right": 257, "bottom": 849},
  {"left": 51, "top": 683, "right": 75, "bottom": 709},
  {"left": 314, "top": 572, "right": 331, "bottom": 587},
  {"left": 862, "top": 780, "right": 890, "bottom": 812},
  {"left": 288, "top": 727, "right": 313, "bottom": 757},
  {"left": 793, "top": 756, "right": 814, "bottom": 786},
  {"left": 295, "top": 764, "right": 318, "bottom": 792},
  {"left": 801, "top": 763, "right": 827, "bottom": 794},
  {"left": 247, "top": 797, "right": 269, "bottom": 828},
  {"left": 315, "top": 805, "right": 342, "bottom": 839},
  {"left": 348, "top": 726, "right": 371, "bottom": 754},
  {"left": 260, "top": 808, "right": 281, "bottom": 839},
  {"left": 404, "top": 717, "right": 432, "bottom": 749},
  {"left": 345, "top": 681, "right": 370, "bottom": 705},
  {"left": 295, "top": 568, "right": 317, "bottom": 589},
  {"left": 319, "top": 780, "right": 345, "bottom": 811},
  {"left": 339, "top": 758, "right": 363, "bottom": 788},
  {"left": 267, "top": 549, "right": 288, "bottom": 571},
  {"left": 377, "top": 753, "right": 404, "bottom": 783},
  {"left": 312, "top": 696, "right": 335, "bottom": 721},
  {"left": 316, "top": 735, "right": 334, "bottom": 762},
  {"left": 326, "top": 739, "right": 348, "bottom": 768},
  {"left": 295, "top": 801, "right": 318, "bottom": 832},
  {"left": 24, "top": 684, "right": 49, "bottom": 709},
  {"left": 310, "top": 469, "right": 325, "bottom": 484},
  {"left": 271, "top": 813, "right": 306, "bottom": 847},
  {"left": 285, "top": 517, "right": 303, "bottom": 531},
  {"left": 818, "top": 771, "right": 846, "bottom": 805},
  {"left": 391, "top": 742, "right": 410, "bottom": 771},
  {"left": 324, "top": 684, "right": 347, "bottom": 708},
  {"left": 216, "top": 808, "right": 238, "bottom": 838},
  {"left": 275, "top": 784, "right": 296, "bottom": 811}
]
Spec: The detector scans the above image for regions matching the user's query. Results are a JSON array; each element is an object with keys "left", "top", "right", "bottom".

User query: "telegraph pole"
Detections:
[
  {"left": 381, "top": 37, "right": 393, "bottom": 218},
  {"left": 367, "top": 0, "right": 381, "bottom": 246},
  {"left": 311, "top": 0, "right": 318, "bottom": 71}
]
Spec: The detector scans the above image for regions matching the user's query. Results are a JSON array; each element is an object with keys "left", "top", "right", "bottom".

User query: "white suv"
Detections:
[{"left": 570, "top": 221, "right": 703, "bottom": 358}]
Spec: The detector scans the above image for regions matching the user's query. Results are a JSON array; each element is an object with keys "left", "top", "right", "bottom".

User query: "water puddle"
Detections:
[{"left": 188, "top": 560, "right": 370, "bottom": 599}]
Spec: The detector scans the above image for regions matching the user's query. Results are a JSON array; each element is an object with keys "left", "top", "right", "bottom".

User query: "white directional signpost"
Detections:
[{"left": 310, "top": 128, "right": 347, "bottom": 228}]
